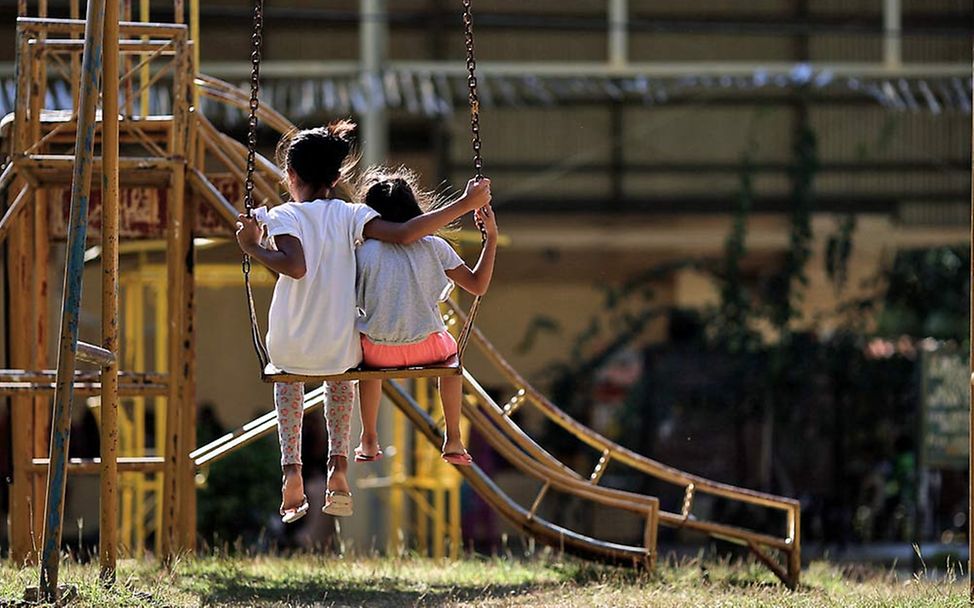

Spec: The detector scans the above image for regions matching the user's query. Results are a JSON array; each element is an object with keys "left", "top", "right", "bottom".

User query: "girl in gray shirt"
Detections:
[{"left": 355, "top": 167, "right": 498, "bottom": 465}]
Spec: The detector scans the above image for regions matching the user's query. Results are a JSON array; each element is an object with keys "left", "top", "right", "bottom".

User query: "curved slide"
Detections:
[
  {"left": 191, "top": 304, "right": 800, "bottom": 588},
  {"left": 188, "top": 76, "right": 800, "bottom": 588}
]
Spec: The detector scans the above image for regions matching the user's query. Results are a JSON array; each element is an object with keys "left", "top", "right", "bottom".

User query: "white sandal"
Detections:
[{"left": 322, "top": 490, "right": 353, "bottom": 517}]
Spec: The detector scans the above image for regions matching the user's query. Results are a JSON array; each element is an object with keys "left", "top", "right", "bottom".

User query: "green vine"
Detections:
[
  {"left": 825, "top": 214, "right": 857, "bottom": 292},
  {"left": 711, "top": 151, "right": 759, "bottom": 354},
  {"left": 765, "top": 126, "right": 819, "bottom": 332}
]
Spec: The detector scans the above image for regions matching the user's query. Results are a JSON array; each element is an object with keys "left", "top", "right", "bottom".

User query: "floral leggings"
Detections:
[{"left": 275, "top": 381, "right": 355, "bottom": 467}]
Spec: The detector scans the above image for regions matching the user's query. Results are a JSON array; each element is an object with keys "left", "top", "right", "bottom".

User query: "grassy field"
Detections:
[{"left": 0, "top": 552, "right": 968, "bottom": 607}]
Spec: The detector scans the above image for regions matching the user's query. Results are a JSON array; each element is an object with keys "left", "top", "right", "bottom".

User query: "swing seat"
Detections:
[{"left": 261, "top": 354, "right": 462, "bottom": 383}]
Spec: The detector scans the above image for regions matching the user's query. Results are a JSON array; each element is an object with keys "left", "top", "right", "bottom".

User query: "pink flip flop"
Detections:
[
  {"left": 442, "top": 451, "right": 473, "bottom": 466},
  {"left": 353, "top": 447, "right": 384, "bottom": 463},
  {"left": 279, "top": 495, "right": 309, "bottom": 524}
]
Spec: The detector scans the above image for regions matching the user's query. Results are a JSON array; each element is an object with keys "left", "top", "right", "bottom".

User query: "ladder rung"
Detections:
[
  {"left": 29, "top": 456, "right": 165, "bottom": 475},
  {"left": 0, "top": 382, "right": 167, "bottom": 396},
  {"left": 29, "top": 39, "right": 176, "bottom": 52},
  {"left": 0, "top": 369, "right": 167, "bottom": 383}
]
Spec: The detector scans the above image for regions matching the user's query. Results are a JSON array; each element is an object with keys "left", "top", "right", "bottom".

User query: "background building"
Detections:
[{"left": 1, "top": 0, "right": 971, "bottom": 558}]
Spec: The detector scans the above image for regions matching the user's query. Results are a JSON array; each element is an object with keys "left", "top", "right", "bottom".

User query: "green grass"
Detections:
[{"left": 0, "top": 552, "right": 968, "bottom": 607}]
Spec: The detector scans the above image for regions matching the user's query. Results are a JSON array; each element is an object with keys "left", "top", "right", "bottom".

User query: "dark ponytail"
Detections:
[
  {"left": 278, "top": 119, "right": 357, "bottom": 194},
  {"left": 356, "top": 165, "right": 459, "bottom": 238},
  {"left": 364, "top": 177, "right": 424, "bottom": 223}
]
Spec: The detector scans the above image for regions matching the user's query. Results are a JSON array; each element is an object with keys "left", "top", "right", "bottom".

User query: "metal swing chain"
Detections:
[
  {"left": 242, "top": 0, "right": 264, "bottom": 278},
  {"left": 462, "top": 0, "right": 487, "bottom": 242},
  {"left": 462, "top": 0, "right": 483, "bottom": 183},
  {"left": 242, "top": 0, "right": 270, "bottom": 370},
  {"left": 458, "top": 0, "right": 486, "bottom": 357}
]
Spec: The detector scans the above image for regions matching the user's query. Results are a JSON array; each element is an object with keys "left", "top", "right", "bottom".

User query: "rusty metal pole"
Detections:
[
  {"left": 31, "top": 0, "right": 52, "bottom": 553},
  {"left": 969, "top": 23, "right": 973, "bottom": 601},
  {"left": 38, "top": 0, "right": 106, "bottom": 600},
  {"left": 139, "top": 0, "right": 149, "bottom": 116},
  {"left": 8, "top": 10, "right": 35, "bottom": 566},
  {"left": 161, "top": 27, "right": 192, "bottom": 562},
  {"left": 99, "top": 0, "right": 120, "bottom": 586},
  {"left": 123, "top": 0, "right": 133, "bottom": 117},
  {"left": 70, "top": 0, "right": 80, "bottom": 107}
]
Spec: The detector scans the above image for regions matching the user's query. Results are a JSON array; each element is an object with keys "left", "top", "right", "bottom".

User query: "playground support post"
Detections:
[
  {"left": 30, "top": 0, "right": 51, "bottom": 551},
  {"left": 608, "top": 0, "right": 627, "bottom": 68},
  {"left": 359, "top": 0, "right": 387, "bottom": 166},
  {"left": 968, "top": 26, "right": 973, "bottom": 602},
  {"left": 160, "top": 27, "right": 194, "bottom": 561},
  {"left": 139, "top": 0, "right": 149, "bottom": 116},
  {"left": 70, "top": 0, "right": 79, "bottom": 107},
  {"left": 38, "top": 0, "right": 107, "bottom": 600},
  {"left": 99, "top": 0, "right": 120, "bottom": 585},
  {"left": 7, "top": 7, "right": 36, "bottom": 564},
  {"left": 883, "top": 0, "right": 901, "bottom": 69},
  {"left": 190, "top": 0, "right": 199, "bottom": 94}
]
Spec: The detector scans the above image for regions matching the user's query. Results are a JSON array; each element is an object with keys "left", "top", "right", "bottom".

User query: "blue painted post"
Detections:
[{"left": 38, "top": 0, "right": 107, "bottom": 601}]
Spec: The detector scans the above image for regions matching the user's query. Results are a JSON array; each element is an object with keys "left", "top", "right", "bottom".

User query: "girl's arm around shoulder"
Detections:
[
  {"left": 445, "top": 205, "right": 498, "bottom": 297},
  {"left": 236, "top": 214, "right": 307, "bottom": 279},
  {"left": 362, "top": 177, "right": 491, "bottom": 245}
]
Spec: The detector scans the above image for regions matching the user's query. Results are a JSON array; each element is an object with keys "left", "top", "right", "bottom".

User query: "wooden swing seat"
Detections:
[{"left": 261, "top": 354, "right": 461, "bottom": 383}]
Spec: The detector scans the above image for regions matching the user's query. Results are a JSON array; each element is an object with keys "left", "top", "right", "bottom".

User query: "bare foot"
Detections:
[
  {"left": 327, "top": 456, "right": 351, "bottom": 494},
  {"left": 442, "top": 435, "right": 466, "bottom": 456},
  {"left": 354, "top": 433, "right": 382, "bottom": 459},
  {"left": 281, "top": 464, "right": 305, "bottom": 510}
]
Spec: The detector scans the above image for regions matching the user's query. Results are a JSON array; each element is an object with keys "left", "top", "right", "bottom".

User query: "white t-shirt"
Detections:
[
  {"left": 262, "top": 199, "right": 379, "bottom": 375},
  {"left": 356, "top": 236, "right": 465, "bottom": 344}
]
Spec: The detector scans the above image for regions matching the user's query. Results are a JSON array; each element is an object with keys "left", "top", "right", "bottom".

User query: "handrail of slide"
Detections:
[
  {"left": 445, "top": 302, "right": 800, "bottom": 587},
  {"left": 459, "top": 372, "right": 794, "bottom": 553},
  {"left": 382, "top": 381, "right": 659, "bottom": 567},
  {"left": 194, "top": 74, "right": 294, "bottom": 135},
  {"left": 190, "top": 74, "right": 360, "bottom": 213},
  {"left": 182, "top": 77, "right": 798, "bottom": 584},
  {"left": 190, "top": 324, "right": 800, "bottom": 587},
  {"left": 192, "top": 381, "right": 660, "bottom": 568}
]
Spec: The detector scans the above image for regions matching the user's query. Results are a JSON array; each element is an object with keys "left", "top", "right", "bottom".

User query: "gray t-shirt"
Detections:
[{"left": 356, "top": 235, "right": 465, "bottom": 345}]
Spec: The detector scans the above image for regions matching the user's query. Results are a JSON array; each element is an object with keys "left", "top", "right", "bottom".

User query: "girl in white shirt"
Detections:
[
  {"left": 236, "top": 123, "right": 491, "bottom": 521},
  {"left": 353, "top": 167, "right": 498, "bottom": 466}
]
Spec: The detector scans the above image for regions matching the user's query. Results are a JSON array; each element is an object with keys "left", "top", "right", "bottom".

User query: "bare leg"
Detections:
[
  {"left": 327, "top": 455, "right": 350, "bottom": 494},
  {"left": 282, "top": 464, "right": 304, "bottom": 509},
  {"left": 324, "top": 381, "right": 354, "bottom": 494},
  {"left": 355, "top": 379, "right": 383, "bottom": 458},
  {"left": 275, "top": 382, "right": 306, "bottom": 508},
  {"left": 439, "top": 376, "right": 466, "bottom": 455}
]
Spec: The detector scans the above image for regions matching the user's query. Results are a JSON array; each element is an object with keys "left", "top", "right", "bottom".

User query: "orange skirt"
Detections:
[{"left": 360, "top": 331, "right": 457, "bottom": 368}]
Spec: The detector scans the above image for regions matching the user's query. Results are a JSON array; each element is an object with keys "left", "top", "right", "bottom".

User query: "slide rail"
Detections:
[{"left": 445, "top": 303, "right": 800, "bottom": 586}]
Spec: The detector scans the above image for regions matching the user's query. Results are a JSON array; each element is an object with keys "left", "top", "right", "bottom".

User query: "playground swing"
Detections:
[{"left": 239, "top": 0, "right": 488, "bottom": 384}]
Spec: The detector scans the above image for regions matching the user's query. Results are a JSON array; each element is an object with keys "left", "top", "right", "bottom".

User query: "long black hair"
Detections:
[
  {"left": 357, "top": 166, "right": 459, "bottom": 237},
  {"left": 364, "top": 177, "right": 424, "bottom": 223},
  {"left": 277, "top": 119, "right": 357, "bottom": 195}
]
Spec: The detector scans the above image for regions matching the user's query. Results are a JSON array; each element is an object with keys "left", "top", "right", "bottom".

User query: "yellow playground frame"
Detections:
[
  {"left": 0, "top": 0, "right": 866, "bottom": 602},
  {"left": 111, "top": 259, "right": 466, "bottom": 560}
]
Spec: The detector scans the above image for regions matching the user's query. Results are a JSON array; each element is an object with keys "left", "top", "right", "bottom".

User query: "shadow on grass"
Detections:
[{"left": 189, "top": 570, "right": 557, "bottom": 607}]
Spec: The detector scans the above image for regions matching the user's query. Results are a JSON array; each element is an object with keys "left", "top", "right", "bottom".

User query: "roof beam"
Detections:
[{"left": 196, "top": 60, "right": 970, "bottom": 80}]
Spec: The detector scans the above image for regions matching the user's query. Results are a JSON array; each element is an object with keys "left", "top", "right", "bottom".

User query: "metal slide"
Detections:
[
  {"left": 443, "top": 307, "right": 800, "bottom": 587},
  {"left": 187, "top": 76, "right": 800, "bottom": 588},
  {"left": 192, "top": 310, "right": 800, "bottom": 587}
]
